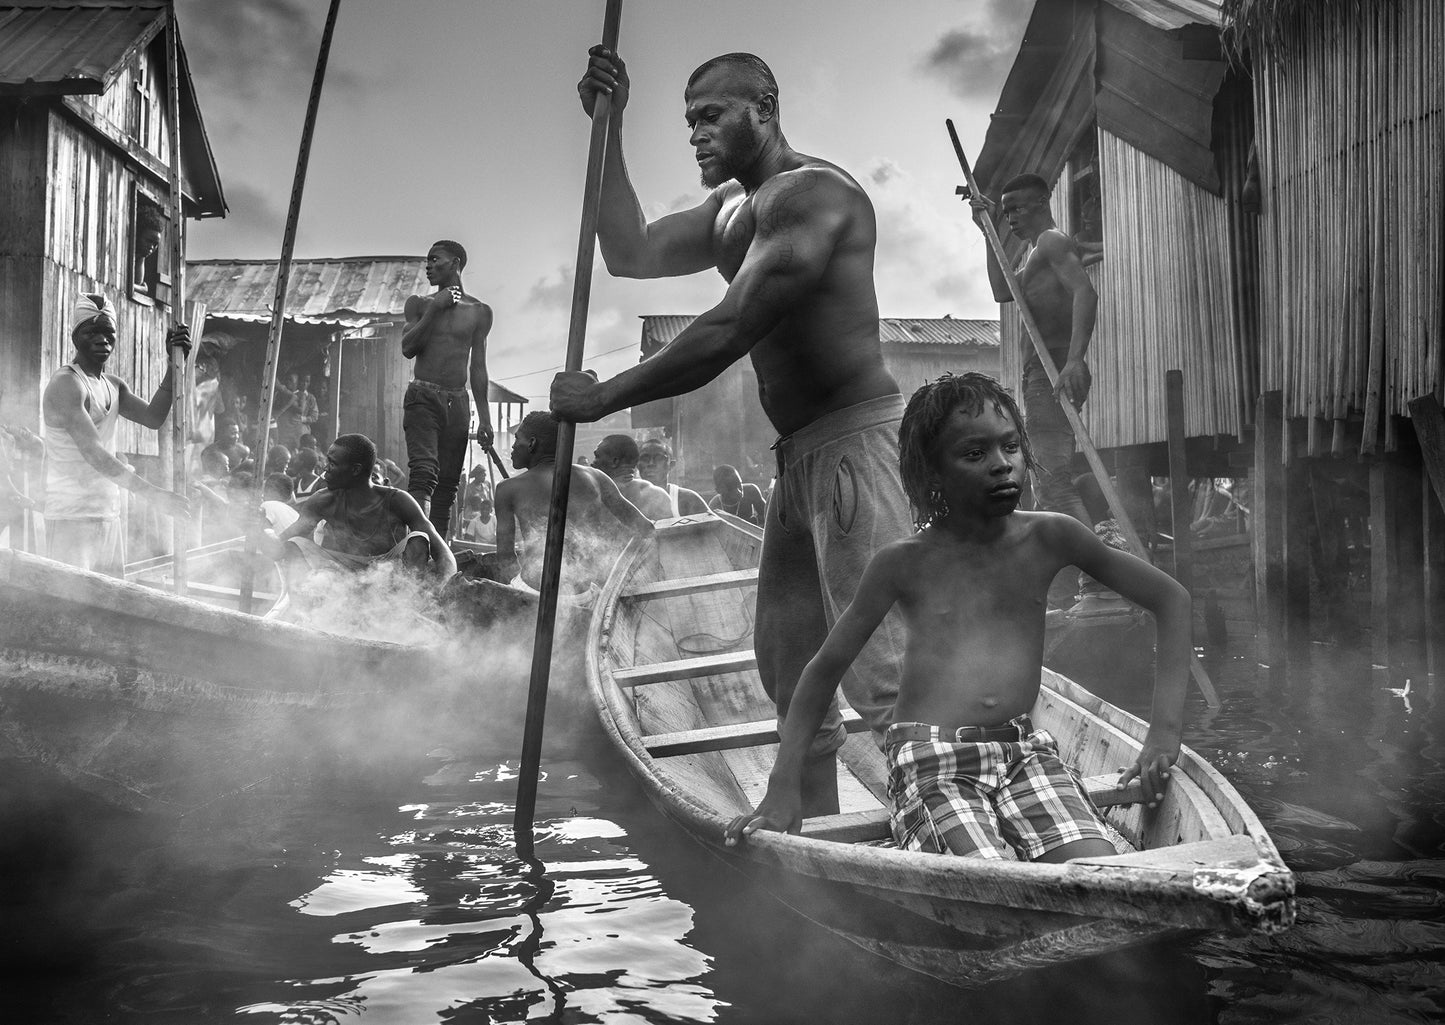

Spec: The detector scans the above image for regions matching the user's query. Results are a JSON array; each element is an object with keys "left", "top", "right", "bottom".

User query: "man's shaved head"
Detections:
[{"left": 687, "top": 52, "right": 778, "bottom": 107}]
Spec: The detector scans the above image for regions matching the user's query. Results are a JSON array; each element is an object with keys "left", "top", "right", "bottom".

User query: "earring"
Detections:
[{"left": 929, "top": 486, "right": 949, "bottom": 523}]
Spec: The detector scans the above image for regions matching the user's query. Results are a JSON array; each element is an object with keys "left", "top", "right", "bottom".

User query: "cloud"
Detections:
[
  {"left": 177, "top": 0, "right": 368, "bottom": 103},
  {"left": 920, "top": 0, "right": 1032, "bottom": 102},
  {"left": 863, "top": 157, "right": 997, "bottom": 318},
  {"left": 525, "top": 266, "right": 576, "bottom": 310}
]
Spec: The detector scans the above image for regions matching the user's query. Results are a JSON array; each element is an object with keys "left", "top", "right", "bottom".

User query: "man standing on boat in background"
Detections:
[
  {"left": 42, "top": 292, "right": 192, "bottom": 576},
  {"left": 401, "top": 240, "right": 494, "bottom": 542},
  {"left": 552, "top": 48, "right": 913, "bottom": 816}
]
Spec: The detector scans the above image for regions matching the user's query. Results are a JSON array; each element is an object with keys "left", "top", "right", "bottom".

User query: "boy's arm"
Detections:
[
  {"left": 725, "top": 546, "right": 906, "bottom": 845},
  {"left": 1056, "top": 516, "right": 1189, "bottom": 806},
  {"left": 1038, "top": 229, "right": 1097, "bottom": 407}
]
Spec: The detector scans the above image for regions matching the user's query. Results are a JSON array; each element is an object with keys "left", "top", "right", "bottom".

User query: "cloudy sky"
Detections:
[{"left": 179, "top": 0, "right": 1031, "bottom": 406}]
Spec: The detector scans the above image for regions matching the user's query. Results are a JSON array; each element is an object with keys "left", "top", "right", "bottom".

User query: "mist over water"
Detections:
[{"left": 4, "top": 607, "right": 1443, "bottom": 1021}]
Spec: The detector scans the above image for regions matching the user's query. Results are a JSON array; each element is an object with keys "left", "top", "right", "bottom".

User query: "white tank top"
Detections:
[
  {"left": 45, "top": 363, "right": 122, "bottom": 520},
  {"left": 666, "top": 483, "right": 681, "bottom": 517}
]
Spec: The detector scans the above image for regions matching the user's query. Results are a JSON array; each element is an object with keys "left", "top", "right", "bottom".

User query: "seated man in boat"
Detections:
[
  {"left": 41, "top": 292, "right": 192, "bottom": 576},
  {"left": 263, "top": 432, "right": 456, "bottom": 583},
  {"left": 484, "top": 411, "right": 653, "bottom": 597},
  {"left": 708, "top": 464, "right": 766, "bottom": 526},
  {"left": 636, "top": 438, "right": 710, "bottom": 517},
  {"left": 592, "top": 434, "right": 674, "bottom": 520},
  {"left": 726, "top": 374, "right": 1190, "bottom": 862}
]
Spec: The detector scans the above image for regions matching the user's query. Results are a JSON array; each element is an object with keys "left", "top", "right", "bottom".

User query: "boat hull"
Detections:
[{"left": 584, "top": 515, "right": 1295, "bottom": 987}]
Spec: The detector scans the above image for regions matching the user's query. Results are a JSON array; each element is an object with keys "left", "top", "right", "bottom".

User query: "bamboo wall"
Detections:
[
  {"left": 1254, "top": 0, "right": 1444, "bottom": 453},
  {"left": 1092, "top": 129, "right": 1249, "bottom": 447}
]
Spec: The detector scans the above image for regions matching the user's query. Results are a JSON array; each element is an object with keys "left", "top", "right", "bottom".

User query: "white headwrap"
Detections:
[{"left": 72, "top": 292, "right": 116, "bottom": 331}]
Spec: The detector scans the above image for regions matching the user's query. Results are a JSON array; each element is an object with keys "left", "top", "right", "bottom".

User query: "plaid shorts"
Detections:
[{"left": 885, "top": 719, "right": 1113, "bottom": 860}]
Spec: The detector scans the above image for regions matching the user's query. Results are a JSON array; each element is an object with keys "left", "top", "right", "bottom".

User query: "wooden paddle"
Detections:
[
  {"left": 514, "top": 0, "right": 625, "bottom": 861},
  {"left": 238, "top": 0, "right": 343, "bottom": 613},
  {"left": 165, "top": 3, "right": 190, "bottom": 596},
  {"left": 946, "top": 120, "right": 1220, "bottom": 710}
]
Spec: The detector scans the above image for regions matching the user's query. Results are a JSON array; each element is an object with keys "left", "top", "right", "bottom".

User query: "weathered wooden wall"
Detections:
[
  {"left": 42, "top": 111, "right": 173, "bottom": 458},
  {"left": 1254, "top": 0, "right": 1444, "bottom": 453},
  {"left": 0, "top": 103, "right": 48, "bottom": 431},
  {"left": 337, "top": 324, "right": 408, "bottom": 470}
]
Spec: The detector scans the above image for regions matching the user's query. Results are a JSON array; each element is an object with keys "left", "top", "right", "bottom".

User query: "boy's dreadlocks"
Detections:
[{"left": 898, "top": 372, "right": 1032, "bottom": 528}]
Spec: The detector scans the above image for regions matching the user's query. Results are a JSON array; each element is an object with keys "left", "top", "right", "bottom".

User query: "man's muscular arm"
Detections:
[
  {"left": 401, "top": 290, "right": 454, "bottom": 359},
  {"left": 553, "top": 169, "right": 851, "bottom": 421},
  {"left": 578, "top": 45, "right": 720, "bottom": 279},
  {"left": 469, "top": 305, "right": 495, "bottom": 446},
  {"left": 1038, "top": 230, "right": 1097, "bottom": 406}
]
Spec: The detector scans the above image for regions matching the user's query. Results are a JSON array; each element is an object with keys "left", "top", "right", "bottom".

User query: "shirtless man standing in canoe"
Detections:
[
  {"left": 402, "top": 240, "right": 494, "bottom": 540},
  {"left": 552, "top": 48, "right": 912, "bottom": 814}
]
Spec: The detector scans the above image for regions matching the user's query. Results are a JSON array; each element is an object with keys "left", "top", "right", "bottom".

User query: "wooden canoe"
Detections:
[
  {"left": 585, "top": 514, "right": 1296, "bottom": 987},
  {"left": 0, "top": 548, "right": 585, "bottom": 809}
]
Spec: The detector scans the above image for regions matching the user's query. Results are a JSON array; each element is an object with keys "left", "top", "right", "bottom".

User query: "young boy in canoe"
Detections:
[{"left": 725, "top": 373, "right": 1190, "bottom": 862}]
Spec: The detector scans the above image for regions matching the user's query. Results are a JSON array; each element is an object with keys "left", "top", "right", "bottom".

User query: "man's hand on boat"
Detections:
[
  {"left": 723, "top": 789, "right": 802, "bottom": 847},
  {"left": 1115, "top": 742, "right": 1179, "bottom": 809}
]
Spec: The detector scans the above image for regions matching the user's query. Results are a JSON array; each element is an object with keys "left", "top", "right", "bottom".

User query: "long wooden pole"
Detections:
[
  {"left": 514, "top": 0, "right": 624, "bottom": 860},
  {"left": 948, "top": 120, "right": 1220, "bottom": 709},
  {"left": 166, "top": 4, "right": 189, "bottom": 596},
  {"left": 239, "top": 0, "right": 342, "bottom": 613}
]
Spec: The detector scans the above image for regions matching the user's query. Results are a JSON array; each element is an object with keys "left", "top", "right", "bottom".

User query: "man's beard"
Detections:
[{"left": 699, "top": 119, "right": 761, "bottom": 189}]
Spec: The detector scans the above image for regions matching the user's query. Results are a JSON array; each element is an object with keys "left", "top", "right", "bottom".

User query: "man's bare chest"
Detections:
[{"left": 714, "top": 198, "right": 755, "bottom": 281}]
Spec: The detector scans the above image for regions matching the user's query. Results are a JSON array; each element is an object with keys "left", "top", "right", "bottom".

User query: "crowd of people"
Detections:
[{"left": 5, "top": 45, "right": 1202, "bottom": 870}]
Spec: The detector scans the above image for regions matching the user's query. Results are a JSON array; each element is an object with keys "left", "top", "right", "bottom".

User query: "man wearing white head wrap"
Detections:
[{"left": 41, "top": 291, "right": 194, "bottom": 575}]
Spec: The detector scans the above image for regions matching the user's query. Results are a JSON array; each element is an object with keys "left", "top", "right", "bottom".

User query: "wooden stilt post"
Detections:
[
  {"left": 328, "top": 331, "right": 343, "bottom": 441},
  {"left": 165, "top": 3, "right": 189, "bottom": 595},
  {"left": 1282, "top": 424, "right": 1312, "bottom": 658},
  {"left": 514, "top": 0, "right": 625, "bottom": 861},
  {"left": 1253, "top": 391, "right": 1286, "bottom": 667},
  {"left": 238, "top": 0, "right": 342, "bottom": 613},
  {"left": 948, "top": 121, "right": 1219, "bottom": 709},
  {"left": 1165, "top": 370, "right": 1193, "bottom": 593}
]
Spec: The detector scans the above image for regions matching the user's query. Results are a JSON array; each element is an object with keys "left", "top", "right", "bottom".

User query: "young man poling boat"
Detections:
[
  {"left": 726, "top": 374, "right": 1189, "bottom": 861},
  {"left": 42, "top": 293, "right": 193, "bottom": 576},
  {"left": 553, "top": 47, "right": 912, "bottom": 816}
]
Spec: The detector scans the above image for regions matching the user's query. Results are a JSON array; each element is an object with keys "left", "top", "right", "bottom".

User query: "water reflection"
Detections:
[{"left": 5, "top": 636, "right": 1445, "bottom": 1023}]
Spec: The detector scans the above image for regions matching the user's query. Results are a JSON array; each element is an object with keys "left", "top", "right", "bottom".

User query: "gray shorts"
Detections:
[{"left": 762, "top": 394, "right": 912, "bottom": 753}]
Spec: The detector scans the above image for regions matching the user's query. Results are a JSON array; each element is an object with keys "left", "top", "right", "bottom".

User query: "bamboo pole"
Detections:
[
  {"left": 238, "top": 0, "right": 342, "bottom": 614},
  {"left": 514, "top": 0, "right": 624, "bottom": 861},
  {"left": 948, "top": 121, "right": 1220, "bottom": 709},
  {"left": 165, "top": 3, "right": 189, "bottom": 596}
]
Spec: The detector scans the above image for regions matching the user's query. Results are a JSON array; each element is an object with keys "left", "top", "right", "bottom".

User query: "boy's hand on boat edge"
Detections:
[
  {"left": 1116, "top": 745, "right": 1179, "bottom": 809},
  {"left": 723, "top": 793, "right": 802, "bottom": 847}
]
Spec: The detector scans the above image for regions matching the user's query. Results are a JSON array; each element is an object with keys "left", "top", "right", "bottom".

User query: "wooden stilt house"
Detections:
[{"left": 0, "top": 1, "right": 225, "bottom": 453}]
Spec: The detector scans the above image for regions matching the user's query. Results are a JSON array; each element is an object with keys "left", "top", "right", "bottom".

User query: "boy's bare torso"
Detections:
[{"left": 886, "top": 512, "right": 1070, "bottom": 729}]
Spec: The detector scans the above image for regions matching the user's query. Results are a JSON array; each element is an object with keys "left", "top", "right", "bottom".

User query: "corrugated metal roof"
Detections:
[
  {"left": 187, "top": 258, "right": 432, "bottom": 326},
  {"left": 0, "top": 2, "right": 165, "bottom": 94},
  {"left": 641, "top": 316, "right": 998, "bottom": 349},
  {"left": 1104, "top": 0, "right": 1221, "bottom": 31}
]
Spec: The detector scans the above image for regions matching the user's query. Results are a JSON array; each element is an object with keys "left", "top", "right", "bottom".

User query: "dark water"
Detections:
[{"left": 5, "top": 636, "right": 1444, "bottom": 1024}]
